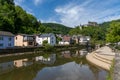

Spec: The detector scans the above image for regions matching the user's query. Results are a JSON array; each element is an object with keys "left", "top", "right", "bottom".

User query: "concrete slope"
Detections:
[{"left": 86, "top": 46, "right": 115, "bottom": 71}]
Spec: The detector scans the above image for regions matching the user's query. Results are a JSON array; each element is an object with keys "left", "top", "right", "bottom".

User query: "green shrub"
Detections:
[
  {"left": 43, "top": 40, "right": 48, "bottom": 46},
  {"left": 44, "top": 44, "right": 54, "bottom": 51}
]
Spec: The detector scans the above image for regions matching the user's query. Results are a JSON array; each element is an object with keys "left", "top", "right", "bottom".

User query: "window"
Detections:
[
  {"left": 0, "top": 44, "right": 3, "bottom": 47},
  {"left": 23, "top": 36, "right": 27, "bottom": 41},
  {"left": 16, "top": 37, "right": 17, "bottom": 40},
  {"left": 28, "top": 42, "right": 33, "bottom": 45},
  {"left": 0, "top": 36, "right": 3, "bottom": 40},
  {"left": 51, "top": 37, "right": 54, "bottom": 40},
  {"left": 8, "top": 37, "right": 12, "bottom": 41},
  {"left": 8, "top": 43, "right": 11, "bottom": 46},
  {"left": 52, "top": 41, "right": 54, "bottom": 43}
]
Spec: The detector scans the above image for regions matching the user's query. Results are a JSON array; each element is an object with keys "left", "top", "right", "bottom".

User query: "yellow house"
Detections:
[{"left": 15, "top": 34, "right": 35, "bottom": 47}]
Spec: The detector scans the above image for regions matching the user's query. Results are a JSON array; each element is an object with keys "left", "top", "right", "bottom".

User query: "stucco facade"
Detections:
[
  {"left": 15, "top": 34, "right": 35, "bottom": 47},
  {"left": 36, "top": 33, "right": 56, "bottom": 46},
  {"left": 0, "top": 31, "right": 14, "bottom": 49}
]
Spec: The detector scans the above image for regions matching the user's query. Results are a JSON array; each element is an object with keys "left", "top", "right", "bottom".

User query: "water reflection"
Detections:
[
  {"left": 0, "top": 61, "right": 14, "bottom": 74},
  {"left": 34, "top": 62, "right": 107, "bottom": 80},
  {"left": 0, "top": 49, "right": 107, "bottom": 80},
  {"left": 14, "top": 58, "right": 33, "bottom": 68},
  {"left": 35, "top": 54, "right": 56, "bottom": 65},
  {"left": 61, "top": 51, "right": 71, "bottom": 58},
  {"left": 61, "top": 49, "right": 88, "bottom": 58},
  {"left": 75, "top": 49, "right": 88, "bottom": 57}
]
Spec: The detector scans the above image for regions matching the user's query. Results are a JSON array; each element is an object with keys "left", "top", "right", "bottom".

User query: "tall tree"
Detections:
[
  {"left": 106, "top": 22, "right": 120, "bottom": 43},
  {"left": 0, "top": 0, "right": 15, "bottom": 32}
]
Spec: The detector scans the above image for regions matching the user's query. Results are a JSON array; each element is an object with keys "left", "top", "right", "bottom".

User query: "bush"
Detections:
[
  {"left": 44, "top": 44, "right": 54, "bottom": 51},
  {"left": 43, "top": 40, "right": 48, "bottom": 46}
]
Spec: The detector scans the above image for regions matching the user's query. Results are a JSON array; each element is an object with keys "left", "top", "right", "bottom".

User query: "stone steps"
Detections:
[
  {"left": 93, "top": 53, "right": 112, "bottom": 64},
  {"left": 94, "top": 52, "right": 114, "bottom": 61},
  {"left": 86, "top": 52, "right": 111, "bottom": 70},
  {"left": 86, "top": 46, "right": 115, "bottom": 71}
]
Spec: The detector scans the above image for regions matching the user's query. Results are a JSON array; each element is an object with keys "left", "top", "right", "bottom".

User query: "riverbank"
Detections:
[
  {"left": 86, "top": 46, "right": 115, "bottom": 70},
  {"left": 0, "top": 45, "right": 86, "bottom": 54},
  {"left": 0, "top": 45, "right": 87, "bottom": 63},
  {"left": 113, "top": 50, "right": 120, "bottom": 80}
]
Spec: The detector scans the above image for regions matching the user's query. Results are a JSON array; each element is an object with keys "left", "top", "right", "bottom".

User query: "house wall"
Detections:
[
  {"left": 15, "top": 35, "right": 34, "bottom": 47},
  {"left": 23, "top": 42, "right": 28, "bottom": 46},
  {"left": 36, "top": 34, "right": 56, "bottom": 46},
  {"left": 36, "top": 36, "right": 48, "bottom": 46},
  {"left": 50, "top": 35, "right": 56, "bottom": 45},
  {"left": 0, "top": 36, "right": 14, "bottom": 49},
  {"left": 15, "top": 35, "right": 24, "bottom": 46},
  {"left": 59, "top": 41, "right": 70, "bottom": 45}
]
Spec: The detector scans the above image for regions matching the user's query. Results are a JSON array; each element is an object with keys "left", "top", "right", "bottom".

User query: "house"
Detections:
[
  {"left": 59, "top": 35, "right": 73, "bottom": 45},
  {"left": 36, "top": 33, "right": 56, "bottom": 46},
  {"left": 79, "top": 36, "right": 90, "bottom": 44},
  {"left": 0, "top": 31, "right": 14, "bottom": 49},
  {"left": 72, "top": 35, "right": 82, "bottom": 44},
  {"left": 15, "top": 34, "right": 35, "bottom": 47},
  {"left": 88, "top": 21, "right": 98, "bottom": 26}
]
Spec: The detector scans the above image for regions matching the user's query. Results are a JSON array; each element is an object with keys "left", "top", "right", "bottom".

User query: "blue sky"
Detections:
[{"left": 14, "top": 0, "right": 120, "bottom": 27}]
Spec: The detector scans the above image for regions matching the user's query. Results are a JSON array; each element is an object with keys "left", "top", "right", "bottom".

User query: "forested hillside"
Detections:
[
  {"left": 0, "top": 0, "right": 71, "bottom": 34},
  {"left": 42, "top": 23, "right": 72, "bottom": 34},
  {"left": 69, "top": 19, "right": 120, "bottom": 43}
]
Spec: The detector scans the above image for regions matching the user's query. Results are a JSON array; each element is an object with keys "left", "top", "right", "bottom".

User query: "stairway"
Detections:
[{"left": 86, "top": 52, "right": 114, "bottom": 70}]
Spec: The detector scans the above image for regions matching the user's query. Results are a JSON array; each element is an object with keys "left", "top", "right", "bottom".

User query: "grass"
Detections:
[{"left": 106, "top": 59, "right": 114, "bottom": 80}]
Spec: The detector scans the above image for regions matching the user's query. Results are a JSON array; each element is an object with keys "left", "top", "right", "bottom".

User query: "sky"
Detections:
[{"left": 14, "top": 0, "right": 120, "bottom": 27}]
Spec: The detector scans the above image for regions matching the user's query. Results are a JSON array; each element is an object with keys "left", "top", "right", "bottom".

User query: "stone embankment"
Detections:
[
  {"left": 86, "top": 46, "right": 115, "bottom": 70},
  {"left": 114, "top": 50, "right": 120, "bottom": 80}
]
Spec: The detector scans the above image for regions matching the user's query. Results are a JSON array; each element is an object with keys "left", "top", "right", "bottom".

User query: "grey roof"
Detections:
[
  {"left": 40, "top": 33, "right": 54, "bottom": 37},
  {"left": 0, "top": 31, "right": 14, "bottom": 36},
  {"left": 17, "top": 33, "right": 34, "bottom": 37}
]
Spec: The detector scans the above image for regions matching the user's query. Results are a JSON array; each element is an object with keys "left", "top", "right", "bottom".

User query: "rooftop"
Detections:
[
  {"left": 16, "top": 34, "right": 35, "bottom": 37},
  {"left": 0, "top": 31, "right": 14, "bottom": 36},
  {"left": 40, "top": 33, "right": 54, "bottom": 37}
]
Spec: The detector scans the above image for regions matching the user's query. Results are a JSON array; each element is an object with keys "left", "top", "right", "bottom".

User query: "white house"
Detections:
[
  {"left": 0, "top": 31, "right": 14, "bottom": 49},
  {"left": 79, "top": 36, "right": 90, "bottom": 44},
  {"left": 36, "top": 33, "right": 56, "bottom": 46}
]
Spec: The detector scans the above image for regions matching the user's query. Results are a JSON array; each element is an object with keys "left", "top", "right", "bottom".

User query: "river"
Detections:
[{"left": 0, "top": 49, "right": 108, "bottom": 80}]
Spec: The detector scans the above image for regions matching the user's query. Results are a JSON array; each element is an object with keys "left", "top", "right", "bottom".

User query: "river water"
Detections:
[{"left": 0, "top": 49, "right": 108, "bottom": 80}]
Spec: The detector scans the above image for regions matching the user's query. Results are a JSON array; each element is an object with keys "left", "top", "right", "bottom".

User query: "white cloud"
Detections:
[
  {"left": 14, "top": 0, "right": 24, "bottom": 5},
  {"left": 41, "top": 18, "right": 58, "bottom": 24},
  {"left": 34, "top": 0, "right": 43, "bottom": 6},
  {"left": 54, "top": 0, "right": 120, "bottom": 27}
]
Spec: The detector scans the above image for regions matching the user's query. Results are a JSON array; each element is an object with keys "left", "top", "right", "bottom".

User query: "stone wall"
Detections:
[{"left": 114, "top": 50, "right": 120, "bottom": 80}]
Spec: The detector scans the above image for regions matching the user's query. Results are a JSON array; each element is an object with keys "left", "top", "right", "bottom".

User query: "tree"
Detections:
[
  {"left": 56, "top": 36, "right": 62, "bottom": 44},
  {"left": 0, "top": 0, "right": 15, "bottom": 32},
  {"left": 106, "top": 22, "right": 120, "bottom": 43},
  {"left": 69, "top": 26, "right": 82, "bottom": 35},
  {"left": 45, "top": 27, "right": 52, "bottom": 33}
]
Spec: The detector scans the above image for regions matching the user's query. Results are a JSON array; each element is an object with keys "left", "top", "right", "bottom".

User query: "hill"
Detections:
[{"left": 42, "top": 23, "right": 72, "bottom": 34}]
